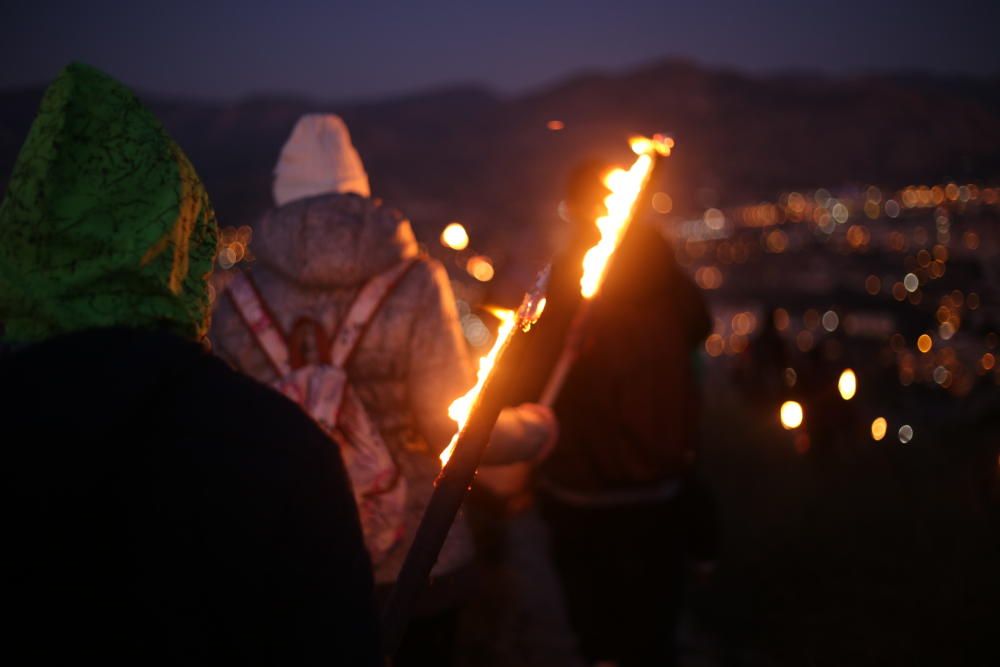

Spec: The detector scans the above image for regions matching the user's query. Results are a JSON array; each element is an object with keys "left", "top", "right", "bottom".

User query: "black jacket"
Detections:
[
  {"left": 3, "top": 327, "right": 378, "bottom": 665},
  {"left": 499, "top": 221, "right": 711, "bottom": 493}
]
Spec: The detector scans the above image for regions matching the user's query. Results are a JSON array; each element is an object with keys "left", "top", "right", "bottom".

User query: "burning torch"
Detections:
[
  {"left": 539, "top": 134, "right": 673, "bottom": 408},
  {"left": 380, "top": 267, "right": 549, "bottom": 657}
]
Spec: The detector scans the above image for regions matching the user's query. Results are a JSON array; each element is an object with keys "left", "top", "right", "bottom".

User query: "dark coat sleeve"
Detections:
[
  {"left": 170, "top": 356, "right": 381, "bottom": 665},
  {"left": 3, "top": 329, "right": 379, "bottom": 665}
]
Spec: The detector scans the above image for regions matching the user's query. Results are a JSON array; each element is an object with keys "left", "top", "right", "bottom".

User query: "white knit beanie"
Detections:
[{"left": 272, "top": 114, "right": 371, "bottom": 207}]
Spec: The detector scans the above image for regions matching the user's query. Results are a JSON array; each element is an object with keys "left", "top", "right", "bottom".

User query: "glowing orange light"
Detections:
[
  {"left": 547, "top": 120, "right": 565, "bottom": 131},
  {"left": 983, "top": 353, "right": 996, "bottom": 371},
  {"left": 695, "top": 266, "right": 723, "bottom": 289},
  {"left": 440, "top": 222, "right": 470, "bottom": 250},
  {"left": 578, "top": 138, "right": 662, "bottom": 299},
  {"left": 780, "top": 401, "right": 804, "bottom": 430},
  {"left": 704, "top": 334, "right": 724, "bottom": 357},
  {"left": 917, "top": 334, "right": 933, "bottom": 354},
  {"left": 651, "top": 192, "right": 673, "bottom": 214},
  {"left": 865, "top": 275, "right": 881, "bottom": 295},
  {"left": 439, "top": 309, "right": 517, "bottom": 466},
  {"left": 871, "top": 417, "right": 887, "bottom": 441},
  {"left": 643, "top": 133, "right": 675, "bottom": 156},
  {"left": 838, "top": 368, "right": 857, "bottom": 400},
  {"left": 466, "top": 255, "right": 495, "bottom": 282}
]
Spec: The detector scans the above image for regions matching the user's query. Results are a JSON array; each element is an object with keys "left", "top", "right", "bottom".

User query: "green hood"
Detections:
[{"left": 0, "top": 63, "right": 218, "bottom": 343}]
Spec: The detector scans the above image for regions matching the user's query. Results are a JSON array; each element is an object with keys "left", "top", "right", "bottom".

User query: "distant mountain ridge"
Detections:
[{"left": 2, "top": 59, "right": 998, "bottom": 259}]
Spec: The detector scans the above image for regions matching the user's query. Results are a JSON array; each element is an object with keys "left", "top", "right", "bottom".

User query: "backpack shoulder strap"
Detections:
[
  {"left": 226, "top": 271, "right": 292, "bottom": 377},
  {"left": 330, "top": 258, "right": 417, "bottom": 369}
]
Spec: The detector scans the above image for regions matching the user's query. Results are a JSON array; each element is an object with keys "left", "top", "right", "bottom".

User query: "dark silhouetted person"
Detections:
[
  {"left": 498, "top": 159, "right": 716, "bottom": 666},
  {"left": 1, "top": 64, "right": 379, "bottom": 665}
]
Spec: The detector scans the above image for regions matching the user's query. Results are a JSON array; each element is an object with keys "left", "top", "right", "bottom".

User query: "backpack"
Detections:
[{"left": 226, "top": 259, "right": 416, "bottom": 564}]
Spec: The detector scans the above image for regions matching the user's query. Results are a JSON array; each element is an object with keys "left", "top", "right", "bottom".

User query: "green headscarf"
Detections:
[{"left": 0, "top": 63, "right": 218, "bottom": 343}]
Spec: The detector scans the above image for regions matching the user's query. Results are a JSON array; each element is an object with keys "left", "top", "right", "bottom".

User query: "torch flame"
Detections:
[
  {"left": 579, "top": 137, "right": 663, "bottom": 299},
  {"left": 630, "top": 134, "right": 674, "bottom": 157},
  {"left": 439, "top": 308, "right": 518, "bottom": 466},
  {"left": 534, "top": 297, "right": 547, "bottom": 321},
  {"left": 438, "top": 266, "right": 549, "bottom": 468}
]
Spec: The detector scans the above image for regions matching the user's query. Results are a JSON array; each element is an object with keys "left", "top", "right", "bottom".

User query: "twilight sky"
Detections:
[{"left": 2, "top": 0, "right": 998, "bottom": 101}]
